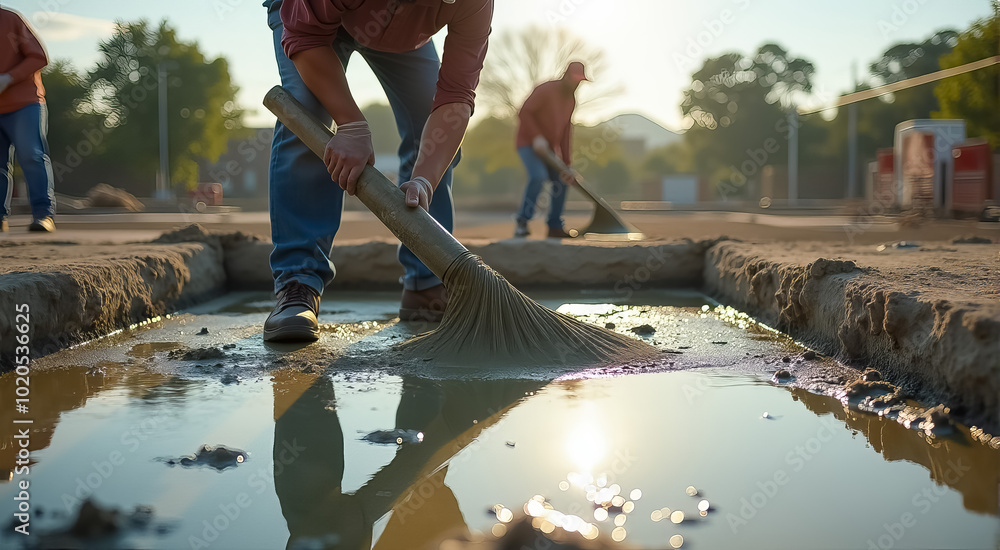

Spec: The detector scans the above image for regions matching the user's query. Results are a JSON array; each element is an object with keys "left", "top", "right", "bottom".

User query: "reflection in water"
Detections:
[
  {"left": 790, "top": 387, "right": 999, "bottom": 516},
  {"left": 271, "top": 366, "right": 546, "bottom": 550},
  {"left": 0, "top": 365, "right": 174, "bottom": 482},
  {"left": 564, "top": 405, "right": 608, "bottom": 474}
]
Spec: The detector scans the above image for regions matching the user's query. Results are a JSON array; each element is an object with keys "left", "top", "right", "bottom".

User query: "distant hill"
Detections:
[{"left": 592, "top": 113, "right": 682, "bottom": 150}]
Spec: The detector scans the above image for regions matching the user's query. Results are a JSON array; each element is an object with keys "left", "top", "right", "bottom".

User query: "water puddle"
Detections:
[{"left": 1, "top": 289, "right": 997, "bottom": 549}]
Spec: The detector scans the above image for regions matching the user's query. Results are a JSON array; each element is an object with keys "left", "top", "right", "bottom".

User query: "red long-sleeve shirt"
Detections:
[
  {"left": 516, "top": 80, "right": 575, "bottom": 165},
  {"left": 0, "top": 8, "right": 48, "bottom": 114},
  {"left": 280, "top": 0, "right": 492, "bottom": 112}
]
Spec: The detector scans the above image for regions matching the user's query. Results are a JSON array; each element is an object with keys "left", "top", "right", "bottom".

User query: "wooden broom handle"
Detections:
[{"left": 263, "top": 86, "right": 469, "bottom": 282}]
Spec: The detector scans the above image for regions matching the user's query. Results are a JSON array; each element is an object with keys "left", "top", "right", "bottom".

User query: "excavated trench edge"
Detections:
[{"left": 0, "top": 227, "right": 997, "bottom": 432}]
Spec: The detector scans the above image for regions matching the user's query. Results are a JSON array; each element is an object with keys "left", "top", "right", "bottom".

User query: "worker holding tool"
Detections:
[
  {"left": 513, "top": 61, "right": 588, "bottom": 239},
  {"left": 262, "top": 0, "right": 493, "bottom": 342},
  {"left": 0, "top": 7, "right": 56, "bottom": 233}
]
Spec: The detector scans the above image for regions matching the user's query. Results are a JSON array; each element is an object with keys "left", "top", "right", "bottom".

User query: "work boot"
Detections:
[
  {"left": 1, "top": 218, "right": 7, "bottom": 232},
  {"left": 399, "top": 284, "right": 448, "bottom": 323},
  {"left": 263, "top": 281, "right": 320, "bottom": 342},
  {"left": 514, "top": 219, "right": 529, "bottom": 237},
  {"left": 28, "top": 217, "right": 55, "bottom": 232},
  {"left": 547, "top": 226, "right": 577, "bottom": 239}
]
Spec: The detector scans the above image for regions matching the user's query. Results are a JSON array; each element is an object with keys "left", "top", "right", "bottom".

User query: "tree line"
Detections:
[
  {"left": 42, "top": 20, "right": 242, "bottom": 196},
  {"left": 39, "top": 13, "right": 997, "bottom": 201}
]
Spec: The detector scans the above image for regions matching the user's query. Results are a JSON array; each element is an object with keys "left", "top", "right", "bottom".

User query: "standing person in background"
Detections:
[
  {"left": 262, "top": 0, "right": 492, "bottom": 342},
  {"left": 513, "top": 61, "right": 589, "bottom": 239},
  {"left": 0, "top": 6, "right": 55, "bottom": 233}
]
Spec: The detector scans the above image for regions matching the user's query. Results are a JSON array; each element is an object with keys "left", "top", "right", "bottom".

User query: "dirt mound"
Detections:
[
  {"left": 85, "top": 183, "right": 145, "bottom": 212},
  {"left": 706, "top": 241, "right": 1000, "bottom": 431}
]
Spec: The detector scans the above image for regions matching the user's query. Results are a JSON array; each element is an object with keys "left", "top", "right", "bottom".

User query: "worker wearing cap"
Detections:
[
  {"left": 263, "top": 0, "right": 493, "bottom": 342},
  {"left": 513, "top": 61, "right": 588, "bottom": 239},
  {"left": 0, "top": 7, "right": 55, "bottom": 233}
]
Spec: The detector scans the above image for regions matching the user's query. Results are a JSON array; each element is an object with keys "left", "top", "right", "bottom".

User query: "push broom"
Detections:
[{"left": 264, "top": 86, "right": 657, "bottom": 366}]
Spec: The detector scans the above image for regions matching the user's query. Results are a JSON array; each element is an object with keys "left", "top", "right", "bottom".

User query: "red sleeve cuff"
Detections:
[{"left": 279, "top": 0, "right": 342, "bottom": 59}]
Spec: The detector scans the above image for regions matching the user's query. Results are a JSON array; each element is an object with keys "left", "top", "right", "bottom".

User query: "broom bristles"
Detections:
[{"left": 398, "top": 254, "right": 660, "bottom": 366}]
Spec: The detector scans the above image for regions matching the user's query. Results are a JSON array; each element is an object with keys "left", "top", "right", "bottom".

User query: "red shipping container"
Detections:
[
  {"left": 875, "top": 148, "right": 895, "bottom": 207},
  {"left": 951, "top": 140, "right": 993, "bottom": 214}
]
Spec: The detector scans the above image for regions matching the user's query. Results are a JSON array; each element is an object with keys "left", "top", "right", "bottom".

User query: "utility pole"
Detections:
[
  {"left": 156, "top": 61, "right": 170, "bottom": 199},
  {"left": 788, "top": 108, "right": 798, "bottom": 206},
  {"left": 847, "top": 61, "right": 859, "bottom": 198}
]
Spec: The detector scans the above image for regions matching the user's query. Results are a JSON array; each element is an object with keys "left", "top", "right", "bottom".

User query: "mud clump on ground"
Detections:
[
  {"left": 837, "top": 376, "right": 959, "bottom": 437},
  {"left": 629, "top": 324, "right": 655, "bottom": 336},
  {"left": 951, "top": 235, "right": 992, "bottom": 244},
  {"left": 168, "top": 347, "right": 226, "bottom": 361},
  {"left": 773, "top": 369, "right": 792, "bottom": 382},
  {"left": 160, "top": 444, "right": 248, "bottom": 471},
  {"left": 970, "top": 426, "right": 1000, "bottom": 449},
  {"left": 85, "top": 183, "right": 145, "bottom": 212},
  {"left": 361, "top": 429, "right": 424, "bottom": 445},
  {"left": 897, "top": 404, "right": 955, "bottom": 435}
]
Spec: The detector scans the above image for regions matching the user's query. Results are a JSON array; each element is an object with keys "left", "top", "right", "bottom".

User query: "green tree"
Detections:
[
  {"left": 934, "top": 13, "right": 999, "bottom": 147},
  {"left": 362, "top": 102, "right": 401, "bottom": 154},
  {"left": 452, "top": 116, "right": 519, "bottom": 196},
  {"left": 852, "top": 30, "right": 959, "bottom": 150},
  {"left": 42, "top": 61, "right": 107, "bottom": 194},
  {"left": 642, "top": 142, "right": 692, "bottom": 178},
  {"left": 680, "top": 44, "right": 815, "bottom": 198},
  {"left": 84, "top": 20, "right": 243, "bottom": 192}
]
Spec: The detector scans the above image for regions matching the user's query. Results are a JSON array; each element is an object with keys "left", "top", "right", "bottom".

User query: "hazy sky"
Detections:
[{"left": 4, "top": 0, "right": 994, "bottom": 130}]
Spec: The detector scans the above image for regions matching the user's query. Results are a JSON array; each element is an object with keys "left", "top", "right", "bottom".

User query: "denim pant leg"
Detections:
[
  {"left": 0, "top": 104, "right": 55, "bottom": 219},
  {"left": 266, "top": 4, "right": 352, "bottom": 295},
  {"left": 360, "top": 42, "right": 457, "bottom": 291},
  {"left": 516, "top": 145, "right": 565, "bottom": 228},
  {"left": 546, "top": 166, "right": 568, "bottom": 229}
]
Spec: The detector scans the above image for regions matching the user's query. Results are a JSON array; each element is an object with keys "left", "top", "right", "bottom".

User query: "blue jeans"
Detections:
[
  {"left": 516, "top": 146, "right": 566, "bottom": 229},
  {"left": 266, "top": 2, "right": 457, "bottom": 294},
  {"left": 0, "top": 102, "right": 55, "bottom": 220}
]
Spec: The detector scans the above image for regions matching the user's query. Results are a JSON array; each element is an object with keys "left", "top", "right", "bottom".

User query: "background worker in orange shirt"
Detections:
[
  {"left": 0, "top": 7, "right": 55, "bottom": 233},
  {"left": 513, "top": 61, "right": 589, "bottom": 239}
]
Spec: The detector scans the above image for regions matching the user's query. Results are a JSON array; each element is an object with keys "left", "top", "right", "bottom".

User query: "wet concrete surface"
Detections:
[{"left": 1, "top": 289, "right": 998, "bottom": 549}]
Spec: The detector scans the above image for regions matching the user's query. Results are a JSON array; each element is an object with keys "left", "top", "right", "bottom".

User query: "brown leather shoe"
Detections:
[
  {"left": 547, "top": 226, "right": 578, "bottom": 239},
  {"left": 263, "top": 281, "right": 320, "bottom": 342},
  {"left": 1, "top": 218, "right": 8, "bottom": 232},
  {"left": 399, "top": 284, "right": 448, "bottom": 323}
]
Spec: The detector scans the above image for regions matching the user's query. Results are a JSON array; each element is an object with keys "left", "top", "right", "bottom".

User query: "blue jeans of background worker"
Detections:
[
  {"left": 266, "top": 0, "right": 458, "bottom": 295},
  {"left": 0, "top": 102, "right": 55, "bottom": 220},
  {"left": 515, "top": 145, "right": 567, "bottom": 229}
]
